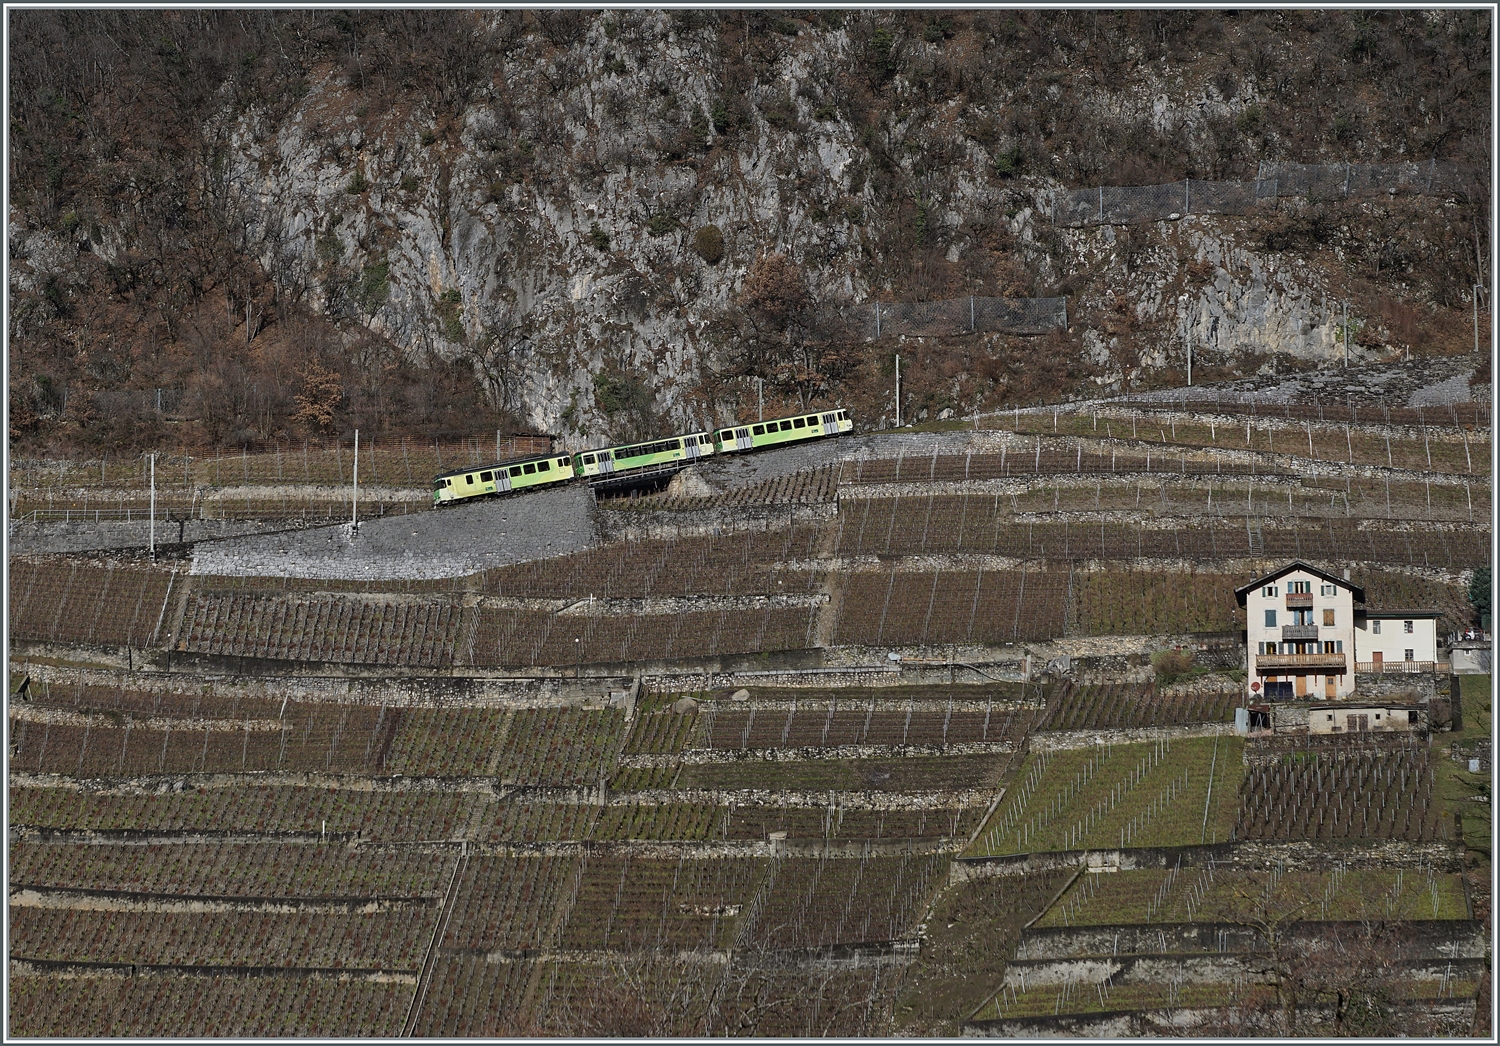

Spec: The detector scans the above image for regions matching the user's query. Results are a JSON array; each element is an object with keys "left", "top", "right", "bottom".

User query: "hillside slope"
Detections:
[{"left": 8, "top": 10, "right": 1490, "bottom": 453}]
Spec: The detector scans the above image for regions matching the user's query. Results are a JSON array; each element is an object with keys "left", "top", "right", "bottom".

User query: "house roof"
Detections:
[
  {"left": 1360, "top": 608, "right": 1444, "bottom": 618},
  {"left": 1233, "top": 560, "right": 1366, "bottom": 607}
]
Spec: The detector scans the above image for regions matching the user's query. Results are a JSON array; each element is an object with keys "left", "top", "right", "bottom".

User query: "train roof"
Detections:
[
  {"left": 716, "top": 408, "right": 844, "bottom": 430},
  {"left": 574, "top": 431, "right": 711, "bottom": 457},
  {"left": 432, "top": 451, "right": 569, "bottom": 482}
]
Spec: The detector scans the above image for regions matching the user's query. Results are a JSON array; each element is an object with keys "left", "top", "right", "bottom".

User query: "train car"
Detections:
[
  {"left": 432, "top": 452, "right": 575, "bottom": 506},
  {"left": 573, "top": 431, "right": 717, "bottom": 480},
  {"left": 715, "top": 408, "right": 852, "bottom": 454}
]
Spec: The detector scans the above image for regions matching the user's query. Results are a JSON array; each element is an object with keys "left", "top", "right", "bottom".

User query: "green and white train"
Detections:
[{"left": 433, "top": 408, "right": 852, "bottom": 506}]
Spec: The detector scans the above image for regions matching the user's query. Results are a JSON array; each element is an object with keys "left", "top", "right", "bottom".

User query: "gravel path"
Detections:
[{"left": 191, "top": 483, "right": 599, "bottom": 580}]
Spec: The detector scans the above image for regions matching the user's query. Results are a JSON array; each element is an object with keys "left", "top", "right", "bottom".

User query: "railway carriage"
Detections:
[
  {"left": 432, "top": 408, "right": 852, "bottom": 507},
  {"left": 572, "top": 431, "right": 717, "bottom": 480},
  {"left": 715, "top": 409, "right": 852, "bottom": 454},
  {"left": 432, "top": 453, "right": 575, "bottom": 506}
]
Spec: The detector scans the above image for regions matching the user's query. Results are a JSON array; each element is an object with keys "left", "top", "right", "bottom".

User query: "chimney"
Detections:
[{"left": 1342, "top": 568, "right": 1350, "bottom": 581}]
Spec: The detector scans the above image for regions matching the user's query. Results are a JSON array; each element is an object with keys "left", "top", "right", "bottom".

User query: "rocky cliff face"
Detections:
[{"left": 8, "top": 10, "right": 1489, "bottom": 451}]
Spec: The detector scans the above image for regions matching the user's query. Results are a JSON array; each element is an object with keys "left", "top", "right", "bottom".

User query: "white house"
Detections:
[
  {"left": 1235, "top": 561, "right": 1361, "bottom": 702},
  {"left": 1355, "top": 609, "right": 1442, "bottom": 671}
]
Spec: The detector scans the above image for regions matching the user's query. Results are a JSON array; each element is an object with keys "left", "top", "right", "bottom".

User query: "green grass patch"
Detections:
[
  {"left": 967, "top": 736, "right": 1242, "bottom": 857},
  {"left": 1035, "top": 867, "right": 1468, "bottom": 929},
  {"left": 1436, "top": 674, "right": 1490, "bottom": 861}
]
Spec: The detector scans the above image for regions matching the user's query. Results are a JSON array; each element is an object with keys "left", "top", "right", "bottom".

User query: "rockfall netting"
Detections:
[
  {"left": 1052, "top": 160, "right": 1482, "bottom": 227},
  {"left": 815, "top": 296, "right": 1067, "bottom": 338}
]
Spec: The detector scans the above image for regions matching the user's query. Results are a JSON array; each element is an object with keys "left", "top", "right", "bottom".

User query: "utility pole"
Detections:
[
  {"left": 351, "top": 429, "right": 359, "bottom": 532},
  {"left": 1342, "top": 301, "right": 1349, "bottom": 367},
  {"left": 895, "top": 354, "right": 901, "bottom": 427},
  {"left": 1185, "top": 330, "right": 1192, "bottom": 387},
  {"left": 148, "top": 453, "right": 156, "bottom": 562},
  {"left": 756, "top": 377, "right": 764, "bottom": 422},
  {"left": 1475, "top": 286, "right": 1484, "bottom": 357}
]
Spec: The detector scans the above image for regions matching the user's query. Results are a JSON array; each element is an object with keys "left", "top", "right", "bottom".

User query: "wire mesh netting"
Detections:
[
  {"left": 1053, "top": 161, "right": 1482, "bottom": 227},
  {"left": 816, "top": 296, "right": 1066, "bottom": 338}
]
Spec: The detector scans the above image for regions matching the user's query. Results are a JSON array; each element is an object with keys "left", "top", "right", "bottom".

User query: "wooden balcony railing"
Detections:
[
  {"left": 1285, "top": 593, "right": 1314, "bottom": 609},
  {"left": 1256, "top": 652, "right": 1347, "bottom": 672},
  {"left": 1354, "top": 660, "right": 1450, "bottom": 674}
]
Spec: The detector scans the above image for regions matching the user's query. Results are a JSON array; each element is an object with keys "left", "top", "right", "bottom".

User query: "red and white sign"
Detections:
[{"left": 1250, "top": 681, "right": 1261, "bottom": 692}]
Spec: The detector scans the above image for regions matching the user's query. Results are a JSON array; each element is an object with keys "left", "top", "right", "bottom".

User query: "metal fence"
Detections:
[
  {"left": 817, "top": 295, "right": 1067, "bottom": 339},
  {"left": 1052, "top": 160, "right": 1481, "bottom": 227}
]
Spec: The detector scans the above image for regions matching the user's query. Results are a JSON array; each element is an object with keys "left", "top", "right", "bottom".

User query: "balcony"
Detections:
[
  {"left": 1285, "top": 593, "right": 1314, "bottom": 609},
  {"left": 1355, "top": 660, "right": 1450, "bottom": 674},
  {"left": 1257, "top": 652, "right": 1347, "bottom": 672},
  {"left": 1281, "top": 624, "right": 1319, "bottom": 641}
]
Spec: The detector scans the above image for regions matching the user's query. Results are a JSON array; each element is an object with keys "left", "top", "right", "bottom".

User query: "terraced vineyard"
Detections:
[
  {"left": 968, "top": 736, "right": 1244, "bottom": 856},
  {"left": 1236, "top": 741, "right": 1447, "bottom": 843},
  {"left": 1043, "top": 682, "right": 1240, "bottom": 730},
  {"left": 10, "top": 370, "right": 1490, "bottom": 1035}
]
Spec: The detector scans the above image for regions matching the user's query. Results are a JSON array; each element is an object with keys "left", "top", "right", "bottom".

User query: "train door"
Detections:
[
  {"left": 821, "top": 412, "right": 839, "bottom": 434},
  {"left": 732, "top": 427, "right": 753, "bottom": 452},
  {"left": 597, "top": 450, "right": 615, "bottom": 475}
]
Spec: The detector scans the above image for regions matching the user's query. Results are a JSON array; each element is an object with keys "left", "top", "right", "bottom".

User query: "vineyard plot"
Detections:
[
  {"left": 737, "top": 853, "right": 950, "bottom": 950},
  {"left": 10, "top": 558, "right": 176, "bottom": 647},
  {"left": 831, "top": 568, "right": 1068, "bottom": 646},
  {"left": 10, "top": 841, "right": 446, "bottom": 899},
  {"left": 1076, "top": 571, "right": 1244, "bottom": 635},
  {"left": 413, "top": 957, "right": 535, "bottom": 1036},
  {"left": 1043, "top": 682, "right": 1240, "bottom": 731},
  {"left": 382, "top": 708, "right": 509, "bottom": 776},
  {"left": 491, "top": 708, "right": 624, "bottom": 786},
  {"left": 527, "top": 959, "right": 899, "bottom": 1037},
  {"left": 1236, "top": 742, "right": 1446, "bottom": 843},
  {"left": 698, "top": 704, "right": 1033, "bottom": 750},
  {"left": 1034, "top": 867, "right": 1469, "bottom": 928},
  {"left": 555, "top": 857, "right": 764, "bottom": 952},
  {"left": 10, "top": 785, "right": 470, "bottom": 841},
  {"left": 10, "top": 907, "right": 436, "bottom": 970},
  {"left": 179, "top": 594, "right": 463, "bottom": 667},
  {"left": 675, "top": 752, "right": 1008, "bottom": 794},
  {"left": 9, "top": 973, "right": 408, "bottom": 1038},
  {"left": 441, "top": 856, "right": 580, "bottom": 953},
  {"left": 968, "top": 737, "right": 1244, "bottom": 856}
]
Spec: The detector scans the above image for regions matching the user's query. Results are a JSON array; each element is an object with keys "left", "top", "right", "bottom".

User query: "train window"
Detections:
[
  {"left": 537, "top": 460, "right": 550, "bottom": 472},
  {"left": 583, "top": 454, "right": 594, "bottom": 464},
  {"left": 480, "top": 471, "right": 493, "bottom": 482},
  {"left": 523, "top": 463, "right": 536, "bottom": 474},
  {"left": 793, "top": 417, "right": 806, "bottom": 428},
  {"left": 466, "top": 475, "right": 475, "bottom": 485},
  {"left": 701, "top": 434, "right": 711, "bottom": 444},
  {"left": 509, "top": 466, "right": 522, "bottom": 477},
  {"left": 753, "top": 425, "right": 765, "bottom": 435},
  {"left": 780, "top": 420, "right": 793, "bottom": 431}
]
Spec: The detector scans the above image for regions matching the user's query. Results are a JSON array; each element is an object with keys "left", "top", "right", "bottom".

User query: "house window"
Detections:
[
  {"left": 1288, "top": 581, "right": 1311, "bottom": 594},
  {"left": 1264, "top": 609, "right": 1277, "bottom": 627},
  {"left": 1375, "top": 714, "right": 1382, "bottom": 721},
  {"left": 1372, "top": 620, "right": 1381, "bottom": 634},
  {"left": 1323, "top": 609, "right": 1336, "bottom": 626},
  {"left": 1323, "top": 641, "right": 1337, "bottom": 654},
  {"left": 1327, "top": 714, "right": 1335, "bottom": 722},
  {"left": 1404, "top": 620, "right": 1414, "bottom": 633},
  {"left": 1405, "top": 649, "right": 1414, "bottom": 661},
  {"left": 1336, "top": 640, "right": 1343, "bottom": 653},
  {"left": 1321, "top": 583, "right": 1337, "bottom": 596},
  {"left": 1262, "top": 585, "right": 1278, "bottom": 597}
]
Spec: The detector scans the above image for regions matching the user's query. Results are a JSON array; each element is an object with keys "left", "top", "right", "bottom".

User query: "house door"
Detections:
[
  {"left": 1372, "top": 651, "right": 1383, "bottom": 668},
  {"left": 1349, "top": 714, "right": 1368, "bottom": 732},
  {"left": 1294, "top": 675, "right": 1307, "bottom": 697},
  {"left": 1325, "top": 675, "right": 1337, "bottom": 699}
]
